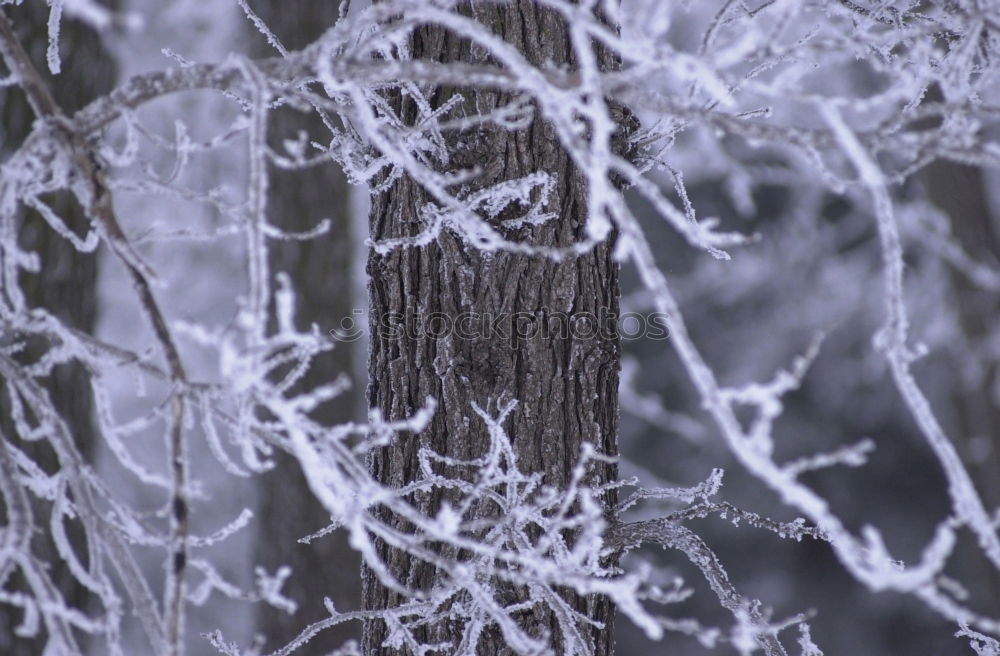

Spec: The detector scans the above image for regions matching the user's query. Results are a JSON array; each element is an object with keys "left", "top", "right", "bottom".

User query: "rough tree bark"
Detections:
[
  {"left": 0, "top": 6, "right": 115, "bottom": 653},
  {"left": 246, "top": 1, "right": 362, "bottom": 651},
  {"left": 363, "top": 4, "right": 623, "bottom": 655}
]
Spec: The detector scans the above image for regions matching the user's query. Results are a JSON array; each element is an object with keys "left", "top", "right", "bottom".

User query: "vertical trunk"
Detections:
[
  {"left": 246, "top": 1, "right": 362, "bottom": 651},
  {"left": 0, "top": 5, "right": 115, "bottom": 653},
  {"left": 921, "top": 160, "right": 1000, "bottom": 608},
  {"left": 363, "top": 4, "right": 621, "bottom": 654}
]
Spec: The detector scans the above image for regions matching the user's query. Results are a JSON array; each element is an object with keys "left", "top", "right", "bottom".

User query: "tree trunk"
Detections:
[
  {"left": 0, "top": 5, "right": 115, "bottom": 653},
  {"left": 363, "top": 4, "right": 621, "bottom": 654},
  {"left": 246, "top": 1, "right": 363, "bottom": 652},
  {"left": 921, "top": 159, "right": 1000, "bottom": 610}
]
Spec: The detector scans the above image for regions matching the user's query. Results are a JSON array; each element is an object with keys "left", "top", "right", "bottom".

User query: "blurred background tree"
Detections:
[
  {"left": 0, "top": 3, "right": 116, "bottom": 653},
  {"left": 244, "top": 1, "right": 363, "bottom": 651}
]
